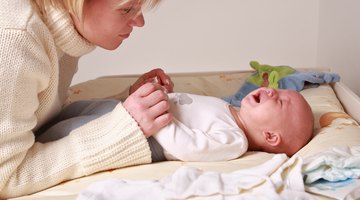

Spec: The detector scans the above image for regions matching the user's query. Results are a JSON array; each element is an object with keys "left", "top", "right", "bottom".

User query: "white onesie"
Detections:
[{"left": 153, "top": 93, "right": 248, "bottom": 161}]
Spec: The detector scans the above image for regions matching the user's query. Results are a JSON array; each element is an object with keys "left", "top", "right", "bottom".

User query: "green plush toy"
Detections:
[
  {"left": 247, "top": 61, "right": 296, "bottom": 89},
  {"left": 223, "top": 60, "right": 340, "bottom": 107}
]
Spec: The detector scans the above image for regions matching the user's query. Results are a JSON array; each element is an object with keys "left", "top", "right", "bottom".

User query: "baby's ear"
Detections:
[{"left": 262, "top": 131, "right": 281, "bottom": 147}]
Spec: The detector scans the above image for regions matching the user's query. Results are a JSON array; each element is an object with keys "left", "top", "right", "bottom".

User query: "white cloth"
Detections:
[
  {"left": 77, "top": 154, "right": 315, "bottom": 200},
  {"left": 303, "top": 146, "right": 360, "bottom": 184},
  {"left": 303, "top": 146, "right": 360, "bottom": 200},
  {"left": 154, "top": 93, "right": 248, "bottom": 161}
]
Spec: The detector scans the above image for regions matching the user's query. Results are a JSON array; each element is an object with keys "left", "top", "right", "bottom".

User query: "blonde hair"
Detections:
[{"left": 32, "top": 0, "right": 161, "bottom": 19}]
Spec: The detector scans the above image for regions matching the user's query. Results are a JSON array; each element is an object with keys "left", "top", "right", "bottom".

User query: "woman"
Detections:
[{"left": 0, "top": 0, "right": 173, "bottom": 198}]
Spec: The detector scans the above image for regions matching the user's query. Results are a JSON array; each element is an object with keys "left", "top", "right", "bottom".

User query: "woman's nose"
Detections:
[{"left": 128, "top": 12, "right": 145, "bottom": 27}]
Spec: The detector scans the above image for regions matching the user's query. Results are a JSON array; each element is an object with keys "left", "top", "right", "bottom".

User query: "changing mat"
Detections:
[{"left": 12, "top": 70, "right": 360, "bottom": 200}]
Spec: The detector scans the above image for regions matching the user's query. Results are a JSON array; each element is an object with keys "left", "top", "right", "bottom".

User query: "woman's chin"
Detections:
[{"left": 100, "top": 41, "right": 123, "bottom": 50}]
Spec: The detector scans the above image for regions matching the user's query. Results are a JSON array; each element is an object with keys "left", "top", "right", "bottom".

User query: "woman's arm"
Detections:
[{"left": 0, "top": 25, "right": 151, "bottom": 199}]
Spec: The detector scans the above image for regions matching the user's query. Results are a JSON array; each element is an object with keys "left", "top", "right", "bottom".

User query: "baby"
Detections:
[
  {"left": 150, "top": 87, "right": 314, "bottom": 161},
  {"left": 36, "top": 86, "right": 314, "bottom": 162}
]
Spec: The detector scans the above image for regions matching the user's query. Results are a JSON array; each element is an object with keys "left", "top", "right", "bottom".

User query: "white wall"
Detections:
[
  {"left": 317, "top": 0, "right": 360, "bottom": 96},
  {"left": 74, "top": 0, "right": 360, "bottom": 96},
  {"left": 74, "top": 0, "right": 320, "bottom": 83}
]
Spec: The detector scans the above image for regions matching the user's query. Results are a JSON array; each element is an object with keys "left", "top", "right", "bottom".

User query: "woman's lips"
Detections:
[{"left": 119, "top": 34, "right": 130, "bottom": 38}]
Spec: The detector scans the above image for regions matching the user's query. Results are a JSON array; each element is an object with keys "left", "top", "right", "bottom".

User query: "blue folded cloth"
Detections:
[{"left": 278, "top": 71, "right": 340, "bottom": 91}]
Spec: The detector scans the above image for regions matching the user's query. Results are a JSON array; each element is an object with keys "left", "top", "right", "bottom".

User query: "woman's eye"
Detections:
[{"left": 121, "top": 8, "right": 133, "bottom": 14}]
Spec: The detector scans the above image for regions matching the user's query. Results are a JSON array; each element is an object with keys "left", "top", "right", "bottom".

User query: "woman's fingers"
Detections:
[
  {"left": 133, "top": 82, "right": 166, "bottom": 97},
  {"left": 152, "top": 111, "right": 173, "bottom": 132},
  {"left": 147, "top": 99, "right": 170, "bottom": 119},
  {"left": 138, "top": 109, "right": 173, "bottom": 137}
]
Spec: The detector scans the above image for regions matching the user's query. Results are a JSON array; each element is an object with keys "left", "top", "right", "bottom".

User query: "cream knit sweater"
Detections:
[{"left": 0, "top": 1, "right": 151, "bottom": 198}]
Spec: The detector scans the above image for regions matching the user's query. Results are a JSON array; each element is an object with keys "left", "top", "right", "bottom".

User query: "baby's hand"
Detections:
[
  {"left": 129, "top": 68, "right": 174, "bottom": 95},
  {"left": 150, "top": 76, "right": 171, "bottom": 93}
]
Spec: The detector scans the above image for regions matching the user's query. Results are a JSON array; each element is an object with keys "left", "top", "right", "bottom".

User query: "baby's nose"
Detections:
[
  {"left": 266, "top": 88, "right": 274, "bottom": 97},
  {"left": 266, "top": 88, "right": 279, "bottom": 99}
]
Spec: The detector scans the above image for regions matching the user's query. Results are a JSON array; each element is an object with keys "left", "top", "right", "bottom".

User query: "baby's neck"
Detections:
[
  {"left": 228, "top": 105, "right": 262, "bottom": 151},
  {"left": 228, "top": 105, "right": 245, "bottom": 131}
]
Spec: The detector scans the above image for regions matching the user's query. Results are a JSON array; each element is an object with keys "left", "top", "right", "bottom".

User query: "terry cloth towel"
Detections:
[
  {"left": 77, "top": 154, "right": 315, "bottom": 200},
  {"left": 303, "top": 146, "right": 360, "bottom": 184},
  {"left": 223, "top": 61, "right": 340, "bottom": 107},
  {"left": 303, "top": 146, "right": 360, "bottom": 200}
]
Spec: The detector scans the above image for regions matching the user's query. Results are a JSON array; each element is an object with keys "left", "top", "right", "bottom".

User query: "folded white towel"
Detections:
[
  {"left": 303, "top": 146, "right": 360, "bottom": 200},
  {"left": 77, "top": 154, "right": 314, "bottom": 200},
  {"left": 303, "top": 146, "right": 360, "bottom": 184}
]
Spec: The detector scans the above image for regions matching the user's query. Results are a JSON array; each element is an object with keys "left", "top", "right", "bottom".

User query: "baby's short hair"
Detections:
[{"left": 283, "top": 95, "right": 314, "bottom": 156}]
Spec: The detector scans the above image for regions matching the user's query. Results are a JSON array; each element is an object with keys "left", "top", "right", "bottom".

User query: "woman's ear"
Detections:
[{"left": 262, "top": 131, "right": 281, "bottom": 147}]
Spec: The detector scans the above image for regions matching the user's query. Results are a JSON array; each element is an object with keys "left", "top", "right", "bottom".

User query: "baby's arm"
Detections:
[{"left": 153, "top": 119, "right": 248, "bottom": 162}]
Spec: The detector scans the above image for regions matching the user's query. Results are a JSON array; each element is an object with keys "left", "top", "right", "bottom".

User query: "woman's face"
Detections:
[{"left": 72, "top": 0, "right": 145, "bottom": 50}]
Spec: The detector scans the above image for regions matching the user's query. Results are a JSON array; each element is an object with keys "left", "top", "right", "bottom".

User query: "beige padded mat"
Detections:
[{"left": 13, "top": 70, "right": 360, "bottom": 200}]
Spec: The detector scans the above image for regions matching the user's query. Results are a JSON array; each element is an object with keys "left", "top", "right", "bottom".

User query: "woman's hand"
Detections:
[
  {"left": 129, "top": 68, "right": 174, "bottom": 95},
  {"left": 123, "top": 82, "right": 173, "bottom": 137}
]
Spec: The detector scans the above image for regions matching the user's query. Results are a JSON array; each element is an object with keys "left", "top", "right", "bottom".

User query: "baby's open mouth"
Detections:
[{"left": 253, "top": 93, "right": 260, "bottom": 103}]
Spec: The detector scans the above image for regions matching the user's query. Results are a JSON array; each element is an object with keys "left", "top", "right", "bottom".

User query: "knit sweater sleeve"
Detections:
[{"left": 0, "top": 27, "right": 151, "bottom": 199}]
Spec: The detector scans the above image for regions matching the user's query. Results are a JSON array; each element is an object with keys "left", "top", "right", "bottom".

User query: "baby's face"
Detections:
[{"left": 239, "top": 88, "right": 311, "bottom": 142}]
